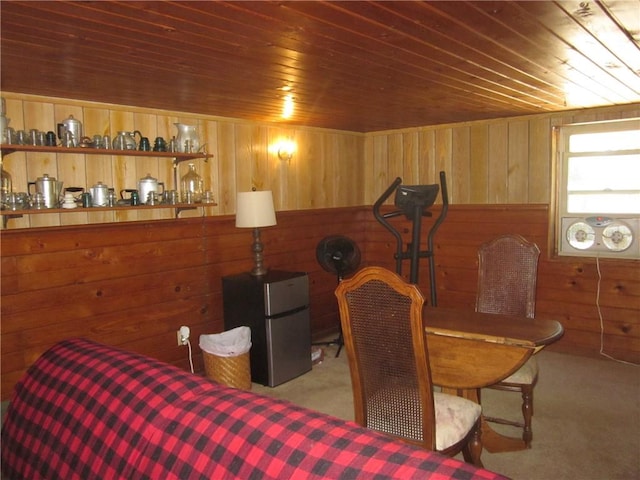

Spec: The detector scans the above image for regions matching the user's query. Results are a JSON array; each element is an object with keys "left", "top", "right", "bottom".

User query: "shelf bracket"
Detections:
[
  {"left": 175, "top": 206, "right": 197, "bottom": 218},
  {"left": 2, "top": 213, "right": 23, "bottom": 229},
  {"left": 172, "top": 160, "right": 179, "bottom": 190}
]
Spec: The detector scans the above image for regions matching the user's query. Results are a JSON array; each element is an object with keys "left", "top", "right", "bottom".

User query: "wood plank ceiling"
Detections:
[{"left": 1, "top": 1, "right": 639, "bottom": 132}]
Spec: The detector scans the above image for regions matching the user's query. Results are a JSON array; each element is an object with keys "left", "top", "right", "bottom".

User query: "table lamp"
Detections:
[{"left": 236, "top": 190, "right": 277, "bottom": 276}]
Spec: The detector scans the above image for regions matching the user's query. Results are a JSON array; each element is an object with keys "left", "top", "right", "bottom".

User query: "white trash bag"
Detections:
[{"left": 199, "top": 326, "right": 251, "bottom": 358}]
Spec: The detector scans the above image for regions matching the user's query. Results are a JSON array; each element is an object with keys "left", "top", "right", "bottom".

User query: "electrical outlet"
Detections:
[{"left": 177, "top": 325, "right": 190, "bottom": 346}]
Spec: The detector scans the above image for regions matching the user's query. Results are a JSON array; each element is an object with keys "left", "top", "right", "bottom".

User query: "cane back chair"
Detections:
[
  {"left": 476, "top": 234, "right": 541, "bottom": 448},
  {"left": 335, "top": 266, "right": 482, "bottom": 466}
]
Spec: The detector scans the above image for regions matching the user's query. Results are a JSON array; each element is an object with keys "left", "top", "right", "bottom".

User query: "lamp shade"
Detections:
[{"left": 236, "top": 191, "right": 277, "bottom": 228}]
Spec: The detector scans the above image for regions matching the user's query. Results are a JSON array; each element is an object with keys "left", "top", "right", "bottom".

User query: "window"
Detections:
[
  {"left": 555, "top": 118, "right": 640, "bottom": 258},
  {"left": 558, "top": 118, "right": 640, "bottom": 215}
]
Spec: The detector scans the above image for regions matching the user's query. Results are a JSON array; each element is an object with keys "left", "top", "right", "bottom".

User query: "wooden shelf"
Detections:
[
  {"left": 0, "top": 202, "right": 217, "bottom": 216},
  {"left": 1, "top": 202, "right": 218, "bottom": 228},
  {"left": 1, "top": 144, "right": 215, "bottom": 228},
  {"left": 0, "top": 144, "right": 212, "bottom": 163}
]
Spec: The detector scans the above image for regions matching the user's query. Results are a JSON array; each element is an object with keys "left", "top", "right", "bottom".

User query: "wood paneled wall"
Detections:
[
  {"left": 363, "top": 103, "right": 640, "bottom": 205},
  {"left": 0, "top": 208, "right": 369, "bottom": 399},
  {"left": 3, "top": 93, "right": 638, "bottom": 218},
  {"left": 1, "top": 94, "right": 638, "bottom": 399},
  {"left": 2, "top": 205, "right": 637, "bottom": 399}
]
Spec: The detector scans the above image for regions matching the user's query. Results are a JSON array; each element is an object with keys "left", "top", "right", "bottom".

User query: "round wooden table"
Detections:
[{"left": 424, "top": 306, "right": 564, "bottom": 453}]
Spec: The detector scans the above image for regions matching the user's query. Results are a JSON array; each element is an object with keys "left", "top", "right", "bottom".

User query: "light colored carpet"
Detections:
[{"left": 252, "top": 346, "right": 640, "bottom": 480}]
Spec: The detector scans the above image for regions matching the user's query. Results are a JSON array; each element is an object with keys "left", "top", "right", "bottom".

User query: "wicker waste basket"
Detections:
[{"left": 200, "top": 327, "right": 252, "bottom": 390}]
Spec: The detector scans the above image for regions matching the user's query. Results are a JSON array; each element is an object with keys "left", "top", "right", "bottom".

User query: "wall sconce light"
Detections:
[
  {"left": 235, "top": 190, "right": 277, "bottom": 276},
  {"left": 277, "top": 139, "right": 296, "bottom": 161}
]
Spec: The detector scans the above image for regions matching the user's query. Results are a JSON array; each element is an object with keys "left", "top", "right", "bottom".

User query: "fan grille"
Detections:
[{"left": 316, "top": 235, "right": 361, "bottom": 278}]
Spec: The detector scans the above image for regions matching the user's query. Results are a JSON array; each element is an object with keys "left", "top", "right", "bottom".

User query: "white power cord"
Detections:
[
  {"left": 185, "top": 338, "right": 194, "bottom": 374},
  {"left": 177, "top": 325, "right": 195, "bottom": 374},
  {"left": 595, "top": 256, "right": 639, "bottom": 366}
]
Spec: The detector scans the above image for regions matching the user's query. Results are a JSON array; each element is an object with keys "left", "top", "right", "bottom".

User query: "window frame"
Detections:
[{"left": 553, "top": 117, "right": 640, "bottom": 259}]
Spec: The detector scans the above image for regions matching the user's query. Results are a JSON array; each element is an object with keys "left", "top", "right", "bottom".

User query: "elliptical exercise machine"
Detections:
[{"left": 372, "top": 171, "right": 449, "bottom": 306}]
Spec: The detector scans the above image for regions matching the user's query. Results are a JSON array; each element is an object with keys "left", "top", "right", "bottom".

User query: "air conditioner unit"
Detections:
[{"left": 559, "top": 216, "right": 639, "bottom": 259}]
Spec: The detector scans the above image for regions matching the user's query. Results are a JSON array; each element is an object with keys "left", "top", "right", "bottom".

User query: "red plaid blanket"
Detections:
[{"left": 1, "top": 338, "right": 507, "bottom": 479}]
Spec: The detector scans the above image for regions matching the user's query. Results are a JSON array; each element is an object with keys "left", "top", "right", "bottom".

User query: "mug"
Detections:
[
  {"left": 4, "top": 127, "right": 16, "bottom": 144},
  {"left": 146, "top": 191, "right": 158, "bottom": 205},
  {"left": 107, "top": 189, "right": 117, "bottom": 207},
  {"left": 16, "top": 130, "right": 28, "bottom": 145},
  {"left": 202, "top": 191, "right": 215, "bottom": 203},
  {"left": 29, "top": 129, "right": 40, "bottom": 146},
  {"left": 31, "top": 192, "right": 46, "bottom": 209},
  {"left": 163, "top": 190, "right": 178, "bottom": 205},
  {"left": 4, "top": 192, "right": 20, "bottom": 210},
  {"left": 80, "top": 192, "right": 92, "bottom": 208}
]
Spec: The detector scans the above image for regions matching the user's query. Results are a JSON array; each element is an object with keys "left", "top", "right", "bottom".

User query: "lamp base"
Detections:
[{"left": 250, "top": 227, "right": 268, "bottom": 276}]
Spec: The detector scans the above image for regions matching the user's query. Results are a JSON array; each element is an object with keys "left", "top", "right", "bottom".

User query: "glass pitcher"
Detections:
[
  {"left": 1, "top": 162, "right": 12, "bottom": 201},
  {"left": 180, "top": 163, "right": 203, "bottom": 203},
  {"left": 174, "top": 123, "right": 200, "bottom": 153}
]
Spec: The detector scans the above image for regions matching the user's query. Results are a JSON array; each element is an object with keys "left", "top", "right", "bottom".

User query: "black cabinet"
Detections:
[{"left": 222, "top": 270, "right": 311, "bottom": 387}]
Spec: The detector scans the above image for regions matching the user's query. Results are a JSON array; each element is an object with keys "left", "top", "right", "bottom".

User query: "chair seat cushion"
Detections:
[
  {"left": 366, "top": 387, "right": 480, "bottom": 452},
  {"left": 433, "top": 392, "right": 481, "bottom": 451},
  {"left": 500, "top": 357, "right": 538, "bottom": 385}
]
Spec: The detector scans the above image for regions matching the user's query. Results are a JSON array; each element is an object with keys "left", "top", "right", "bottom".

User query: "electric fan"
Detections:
[
  {"left": 314, "top": 235, "right": 361, "bottom": 357},
  {"left": 561, "top": 216, "right": 638, "bottom": 258},
  {"left": 602, "top": 222, "right": 634, "bottom": 251}
]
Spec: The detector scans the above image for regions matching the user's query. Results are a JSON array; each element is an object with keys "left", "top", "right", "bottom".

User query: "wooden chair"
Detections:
[
  {"left": 476, "top": 234, "right": 541, "bottom": 448},
  {"left": 335, "top": 266, "right": 483, "bottom": 466}
]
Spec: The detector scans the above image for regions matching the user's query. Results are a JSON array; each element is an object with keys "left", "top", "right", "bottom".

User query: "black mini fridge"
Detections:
[{"left": 222, "top": 270, "right": 311, "bottom": 387}]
